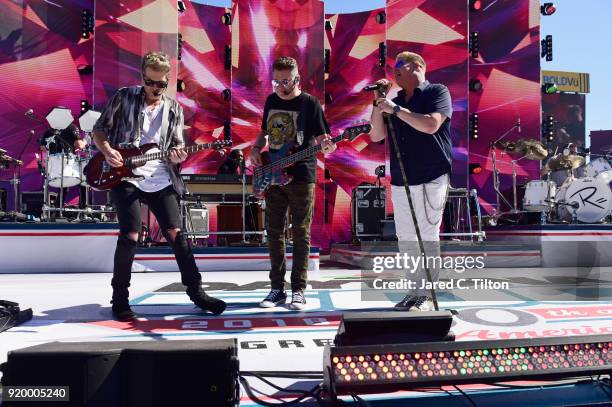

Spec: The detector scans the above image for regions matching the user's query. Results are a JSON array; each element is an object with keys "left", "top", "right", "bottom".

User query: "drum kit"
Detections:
[
  {"left": 492, "top": 137, "right": 612, "bottom": 224},
  {"left": 5, "top": 106, "right": 113, "bottom": 221}
]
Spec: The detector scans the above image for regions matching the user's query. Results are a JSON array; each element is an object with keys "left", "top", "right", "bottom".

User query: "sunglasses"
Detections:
[
  {"left": 271, "top": 77, "right": 298, "bottom": 87},
  {"left": 143, "top": 76, "right": 168, "bottom": 89},
  {"left": 394, "top": 60, "right": 422, "bottom": 69}
]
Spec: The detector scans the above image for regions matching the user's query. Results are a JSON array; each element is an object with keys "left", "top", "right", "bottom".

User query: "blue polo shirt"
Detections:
[{"left": 389, "top": 81, "right": 453, "bottom": 186}]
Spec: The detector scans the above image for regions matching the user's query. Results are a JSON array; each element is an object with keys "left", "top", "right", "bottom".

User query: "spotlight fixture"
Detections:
[
  {"left": 378, "top": 42, "right": 386, "bottom": 67},
  {"left": 470, "top": 0, "right": 483, "bottom": 11},
  {"left": 469, "top": 31, "right": 479, "bottom": 58},
  {"left": 375, "top": 11, "right": 386, "bottom": 24},
  {"left": 469, "top": 78, "right": 483, "bottom": 92},
  {"left": 469, "top": 113, "right": 479, "bottom": 140},
  {"left": 541, "top": 35, "right": 553, "bottom": 61},
  {"left": 223, "top": 120, "right": 231, "bottom": 141},
  {"left": 222, "top": 88, "right": 231, "bottom": 101},
  {"left": 325, "top": 20, "right": 333, "bottom": 31},
  {"left": 469, "top": 163, "right": 483, "bottom": 175},
  {"left": 541, "top": 2, "right": 556, "bottom": 15},
  {"left": 177, "top": 0, "right": 186, "bottom": 13},
  {"left": 222, "top": 12, "right": 232, "bottom": 25},
  {"left": 543, "top": 114, "right": 555, "bottom": 141},
  {"left": 542, "top": 83, "right": 558, "bottom": 94},
  {"left": 177, "top": 79, "right": 186, "bottom": 93},
  {"left": 324, "top": 49, "right": 331, "bottom": 73}
]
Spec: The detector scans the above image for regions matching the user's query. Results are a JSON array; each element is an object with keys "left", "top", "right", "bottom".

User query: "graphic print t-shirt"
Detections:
[{"left": 261, "top": 92, "right": 329, "bottom": 183}]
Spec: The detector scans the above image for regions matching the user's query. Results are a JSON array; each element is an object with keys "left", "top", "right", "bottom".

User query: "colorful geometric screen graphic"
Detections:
[{"left": 0, "top": 0, "right": 541, "bottom": 248}]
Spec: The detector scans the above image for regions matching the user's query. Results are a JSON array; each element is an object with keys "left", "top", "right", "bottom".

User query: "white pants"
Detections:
[
  {"left": 391, "top": 173, "right": 449, "bottom": 297},
  {"left": 391, "top": 173, "right": 449, "bottom": 242}
]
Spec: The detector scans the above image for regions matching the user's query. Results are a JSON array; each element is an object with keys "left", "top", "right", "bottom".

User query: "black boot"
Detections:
[
  {"left": 111, "top": 235, "right": 138, "bottom": 321},
  {"left": 187, "top": 285, "right": 226, "bottom": 315}
]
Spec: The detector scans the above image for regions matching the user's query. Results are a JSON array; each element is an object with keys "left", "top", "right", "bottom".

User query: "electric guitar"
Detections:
[
  {"left": 84, "top": 140, "right": 231, "bottom": 191},
  {"left": 252, "top": 123, "right": 371, "bottom": 198}
]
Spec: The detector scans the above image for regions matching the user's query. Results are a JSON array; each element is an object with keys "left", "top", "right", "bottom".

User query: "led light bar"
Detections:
[{"left": 324, "top": 335, "right": 612, "bottom": 399}]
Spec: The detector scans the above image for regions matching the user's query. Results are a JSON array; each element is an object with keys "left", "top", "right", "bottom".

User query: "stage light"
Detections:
[
  {"left": 378, "top": 42, "right": 386, "bottom": 67},
  {"left": 469, "top": 113, "right": 479, "bottom": 140},
  {"left": 177, "top": 0, "right": 186, "bottom": 13},
  {"left": 223, "top": 121, "right": 231, "bottom": 141},
  {"left": 543, "top": 114, "right": 555, "bottom": 141},
  {"left": 222, "top": 88, "right": 231, "bottom": 101},
  {"left": 541, "top": 35, "right": 553, "bottom": 61},
  {"left": 542, "top": 83, "right": 558, "bottom": 94},
  {"left": 224, "top": 45, "right": 231, "bottom": 70},
  {"left": 177, "top": 79, "right": 186, "bottom": 93},
  {"left": 80, "top": 100, "right": 90, "bottom": 114},
  {"left": 469, "top": 79, "right": 482, "bottom": 92},
  {"left": 469, "top": 163, "right": 483, "bottom": 175},
  {"left": 325, "top": 92, "right": 333, "bottom": 104},
  {"left": 81, "top": 9, "right": 93, "bottom": 39},
  {"left": 325, "top": 20, "right": 333, "bottom": 30},
  {"left": 222, "top": 12, "right": 232, "bottom": 25},
  {"left": 177, "top": 33, "right": 183, "bottom": 60},
  {"left": 324, "top": 49, "right": 331, "bottom": 73},
  {"left": 376, "top": 11, "right": 386, "bottom": 24},
  {"left": 469, "top": 32, "right": 479, "bottom": 58},
  {"left": 470, "top": 0, "right": 483, "bottom": 11},
  {"left": 324, "top": 335, "right": 612, "bottom": 401},
  {"left": 541, "top": 2, "right": 556, "bottom": 15}
]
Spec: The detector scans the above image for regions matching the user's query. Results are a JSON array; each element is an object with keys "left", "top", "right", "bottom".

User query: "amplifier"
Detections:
[
  {"left": 183, "top": 204, "right": 209, "bottom": 237},
  {"left": 352, "top": 185, "right": 386, "bottom": 239}
]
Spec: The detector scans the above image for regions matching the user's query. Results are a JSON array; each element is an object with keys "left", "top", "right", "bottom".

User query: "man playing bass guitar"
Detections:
[{"left": 249, "top": 56, "right": 336, "bottom": 310}]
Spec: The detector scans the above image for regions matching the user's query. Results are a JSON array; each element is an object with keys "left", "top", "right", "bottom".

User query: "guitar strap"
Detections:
[
  {"left": 159, "top": 97, "right": 170, "bottom": 151},
  {"left": 296, "top": 94, "right": 307, "bottom": 146}
]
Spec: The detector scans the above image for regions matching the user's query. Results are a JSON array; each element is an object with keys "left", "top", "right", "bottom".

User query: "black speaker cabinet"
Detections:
[{"left": 1, "top": 339, "right": 239, "bottom": 407}]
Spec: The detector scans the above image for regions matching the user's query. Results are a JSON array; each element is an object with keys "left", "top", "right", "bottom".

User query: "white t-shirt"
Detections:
[{"left": 129, "top": 100, "right": 173, "bottom": 192}]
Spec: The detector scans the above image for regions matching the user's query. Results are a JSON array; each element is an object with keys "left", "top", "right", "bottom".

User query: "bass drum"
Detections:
[
  {"left": 555, "top": 176, "right": 612, "bottom": 223},
  {"left": 576, "top": 157, "right": 612, "bottom": 178}
]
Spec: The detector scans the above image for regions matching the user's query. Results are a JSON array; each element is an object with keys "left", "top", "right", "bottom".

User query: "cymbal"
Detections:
[
  {"left": 546, "top": 153, "right": 585, "bottom": 171},
  {"left": 494, "top": 140, "right": 517, "bottom": 152},
  {"left": 515, "top": 138, "right": 548, "bottom": 160}
]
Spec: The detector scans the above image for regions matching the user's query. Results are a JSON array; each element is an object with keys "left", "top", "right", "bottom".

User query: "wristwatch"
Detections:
[{"left": 392, "top": 104, "right": 401, "bottom": 116}]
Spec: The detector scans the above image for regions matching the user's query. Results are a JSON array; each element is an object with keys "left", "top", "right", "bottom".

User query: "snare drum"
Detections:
[
  {"left": 523, "top": 180, "right": 556, "bottom": 212},
  {"left": 47, "top": 153, "right": 82, "bottom": 188}
]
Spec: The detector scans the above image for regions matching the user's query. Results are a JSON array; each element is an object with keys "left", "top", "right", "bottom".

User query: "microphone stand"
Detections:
[
  {"left": 9, "top": 130, "right": 35, "bottom": 219},
  {"left": 379, "top": 91, "right": 440, "bottom": 311}
]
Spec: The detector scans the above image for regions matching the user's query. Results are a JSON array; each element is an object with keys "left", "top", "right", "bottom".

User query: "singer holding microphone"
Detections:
[{"left": 368, "top": 51, "right": 453, "bottom": 312}]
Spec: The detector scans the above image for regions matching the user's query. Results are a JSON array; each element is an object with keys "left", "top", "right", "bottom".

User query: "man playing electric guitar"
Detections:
[
  {"left": 93, "top": 51, "right": 226, "bottom": 321},
  {"left": 249, "top": 56, "right": 336, "bottom": 310}
]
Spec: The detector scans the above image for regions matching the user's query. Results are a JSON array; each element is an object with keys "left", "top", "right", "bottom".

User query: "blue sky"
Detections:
[{"left": 195, "top": 0, "right": 609, "bottom": 135}]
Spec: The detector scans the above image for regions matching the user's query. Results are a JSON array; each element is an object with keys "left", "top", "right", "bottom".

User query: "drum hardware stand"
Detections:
[{"left": 489, "top": 122, "right": 521, "bottom": 224}]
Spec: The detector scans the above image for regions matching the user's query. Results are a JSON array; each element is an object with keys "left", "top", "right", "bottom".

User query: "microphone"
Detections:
[
  {"left": 517, "top": 117, "right": 521, "bottom": 134},
  {"left": 24, "top": 109, "right": 33, "bottom": 116},
  {"left": 363, "top": 83, "right": 383, "bottom": 91}
]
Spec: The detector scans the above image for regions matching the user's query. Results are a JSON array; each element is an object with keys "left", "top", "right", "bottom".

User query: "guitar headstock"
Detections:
[{"left": 341, "top": 122, "right": 372, "bottom": 142}]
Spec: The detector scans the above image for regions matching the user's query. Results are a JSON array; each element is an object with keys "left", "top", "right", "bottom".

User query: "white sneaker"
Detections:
[{"left": 288, "top": 290, "right": 306, "bottom": 310}]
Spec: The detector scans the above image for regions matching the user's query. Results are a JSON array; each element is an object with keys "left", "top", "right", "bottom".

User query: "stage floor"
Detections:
[{"left": 2, "top": 266, "right": 612, "bottom": 405}]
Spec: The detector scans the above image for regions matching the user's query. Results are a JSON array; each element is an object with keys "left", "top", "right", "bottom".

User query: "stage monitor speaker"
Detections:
[
  {"left": 334, "top": 311, "right": 454, "bottom": 346},
  {"left": 184, "top": 204, "right": 209, "bottom": 237},
  {"left": 1, "top": 339, "right": 239, "bottom": 407}
]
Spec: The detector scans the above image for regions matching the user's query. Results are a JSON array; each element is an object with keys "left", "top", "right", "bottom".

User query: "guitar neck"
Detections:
[
  {"left": 264, "top": 133, "right": 345, "bottom": 171},
  {"left": 129, "top": 143, "right": 211, "bottom": 164}
]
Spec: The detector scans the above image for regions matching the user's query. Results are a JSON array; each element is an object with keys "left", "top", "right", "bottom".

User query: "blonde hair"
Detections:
[
  {"left": 395, "top": 51, "right": 426, "bottom": 70},
  {"left": 141, "top": 51, "right": 171, "bottom": 74}
]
